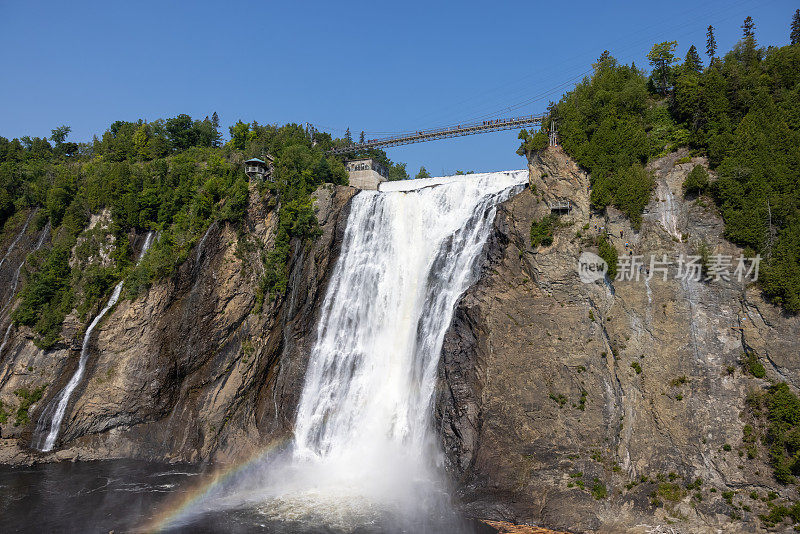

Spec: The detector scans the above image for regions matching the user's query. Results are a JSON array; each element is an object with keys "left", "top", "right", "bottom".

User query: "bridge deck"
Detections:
[{"left": 328, "top": 115, "right": 545, "bottom": 155}]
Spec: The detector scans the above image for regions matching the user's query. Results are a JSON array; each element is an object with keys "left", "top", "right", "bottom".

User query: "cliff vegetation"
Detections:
[{"left": 533, "top": 16, "right": 800, "bottom": 312}]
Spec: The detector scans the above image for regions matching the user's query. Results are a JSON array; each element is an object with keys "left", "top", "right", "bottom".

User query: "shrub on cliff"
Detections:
[
  {"left": 682, "top": 165, "right": 709, "bottom": 196},
  {"left": 530, "top": 214, "right": 557, "bottom": 247},
  {"left": 746, "top": 382, "right": 800, "bottom": 489},
  {"left": 598, "top": 235, "right": 618, "bottom": 279},
  {"left": 517, "top": 129, "right": 549, "bottom": 158}
]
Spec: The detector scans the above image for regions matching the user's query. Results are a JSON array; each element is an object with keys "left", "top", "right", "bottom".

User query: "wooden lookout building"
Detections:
[{"left": 244, "top": 156, "right": 274, "bottom": 181}]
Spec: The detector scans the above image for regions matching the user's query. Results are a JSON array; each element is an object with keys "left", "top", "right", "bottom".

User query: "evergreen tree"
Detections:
[
  {"left": 742, "top": 16, "right": 755, "bottom": 39},
  {"left": 647, "top": 40, "right": 679, "bottom": 95},
  {"left": 791, "top": 9, "right": 800, "bottom": 45},
  {"left": 706, "top": 25, "right": 717, "bottom": 60},
  {"left": 415, "top": 166, "right": 431, "bottom": 179},
  {"left": 210, "top": 112, "right": 222, "bottom": 147},
  {"left": 344, "top": 127, "right": 352, "bottom": 144},
  {"left": 359, "top": 130, "right": 365, "bottom": 144},
  {"left": 684, "top": 45, "right": 702, "bottom": 73}
]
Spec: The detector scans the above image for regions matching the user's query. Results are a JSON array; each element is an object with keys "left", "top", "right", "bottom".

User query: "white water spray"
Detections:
[
  {"left": 172, "top": 171, "right": 527, "bottom": 530},
  {"left": 33, "top": 231, "right": 155, "bottom": 452}
]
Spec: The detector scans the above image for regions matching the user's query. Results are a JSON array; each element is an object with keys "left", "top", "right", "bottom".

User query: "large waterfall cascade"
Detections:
[
  {"left": 177, "top": 171, "right": 528, "bottom": 530},
  {"left": 295, "top": 171, "right": 526, "bottom": 460},
  {"left": 33, "top": 231, "right": 155, "bottom": 452}
]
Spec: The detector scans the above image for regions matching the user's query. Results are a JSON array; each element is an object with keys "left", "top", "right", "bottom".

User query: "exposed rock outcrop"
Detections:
[
  {"left": 0, "top": 183, "right": 356, "bottom": 464},
  {"left": 438, "top": 147, "right": 800, "bottom": 533}
]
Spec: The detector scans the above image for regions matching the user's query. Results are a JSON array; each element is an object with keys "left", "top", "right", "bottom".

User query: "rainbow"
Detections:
[{"left": 141, "top": 436, "right": 292, "bottom": 533}]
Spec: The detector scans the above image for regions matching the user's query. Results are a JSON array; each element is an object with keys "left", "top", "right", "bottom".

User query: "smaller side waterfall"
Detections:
[
  {"left": 0, "top": 324, "right": 13, "bottom": 359},
  {"left": 33, "top": 231, "right": 154, "bottom": 452},
  {"left": 0, "top": 222, "right": 50, "bottom": 358},
  {"left": 1, "top": 221, "right": 50, "bottom": 318},
  {"left": 0, "top": 210, "right": 35, "bottom": 271}
]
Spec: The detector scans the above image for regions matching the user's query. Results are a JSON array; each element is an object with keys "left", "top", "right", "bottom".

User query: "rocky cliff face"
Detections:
[
  {"left": 437, "top": 147, "right": 800, "bottom": 533},
  {"left": 0, "top": 182, "right": 356, "bottom": 464},
  {"left": 2, "top": 150, "right": 799, "bottom": 533}
]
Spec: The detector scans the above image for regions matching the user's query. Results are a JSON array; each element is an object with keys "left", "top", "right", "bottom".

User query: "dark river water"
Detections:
[{"left": 0, "top": 460, "right": 493, "bottom": 533}]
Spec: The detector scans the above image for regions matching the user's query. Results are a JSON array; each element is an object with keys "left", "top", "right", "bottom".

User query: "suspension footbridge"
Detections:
[{"left": 325, "top": 114, "right": 546, "bottom": 155}]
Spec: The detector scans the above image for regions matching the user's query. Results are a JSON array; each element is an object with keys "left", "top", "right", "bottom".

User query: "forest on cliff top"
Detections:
[
  {"left": 521, "top": 14, "right": 800, "bottom": 313},
  {"left": 0, "top": 118, "right": 405, "bottom": 348}
]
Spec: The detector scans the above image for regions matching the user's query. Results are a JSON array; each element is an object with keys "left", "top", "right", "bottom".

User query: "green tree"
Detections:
[
  {"left": 359, "top": 130, "right": 365, "bottom": 144},
  {"left": 706, "top": 25, "right": 717, "bottom": 60},
  {"left": 415, "top": 166, "right": 431, "bottom": 179},
  {"left": 344, "top": 127, "right": 352, "bottom": 144},
  {"left": 165, "top": 114, "right": 197, "bottom": 150},
  {"left": 50, "top": 125, "right": 71, "bottom": 145},
  {"left": 647, "top": 40, "right": 679, "bottom": 95},
  {"left": 388, "top": 162, "right": 409, "bottom": 181},
  {"left": 516, "top": 128, "right": 549, "bottom": 158},
  {"left": 211, "top": 111, "right": 222, "bottom": 147},
  {"left": 684, "top": 45, "right": 703, "bottom": 73},
  {"left": 598, "top": 236, "right": 618, "bottom": 279},
  {"left": 132, "top": 124, "right": 150, "bottom": 160},
  {"left": 682, "top": 165, "right": 709, "bottom": 196},
  {"left": 553, "top": 52, "right": 660, "bottom": 226},
  {"left": 742, "top": 16, "right": 755, "bottom": 39},
  {"left": 228, "top": 121, "right": 252, "bottom": 151},
  {"left": 791, "top": 9, "right": 800, "bottom": 45}
]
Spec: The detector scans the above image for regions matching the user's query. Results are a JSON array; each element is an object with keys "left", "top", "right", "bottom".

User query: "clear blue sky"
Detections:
[{"left": 0, "top": 0, "right": 795, "bottom": 176}]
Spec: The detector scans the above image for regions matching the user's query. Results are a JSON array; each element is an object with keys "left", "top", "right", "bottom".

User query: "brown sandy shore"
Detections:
[{"left": 482, "top": 519, "right": 570, "bottom": 533}]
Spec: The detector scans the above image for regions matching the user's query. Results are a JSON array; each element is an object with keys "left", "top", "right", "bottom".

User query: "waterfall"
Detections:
[
  {"left": 1, "top": 221, "right": 50, "bottom": 318},
  {"left": 0, "top": 221, "right": 50, "bottom": 359},
  {"left": 0, "top": 209, "right": 35, "bottom": 271},
  {"left": 33, "top": 231, "right": 155, "bottom": 452},
  {"left": 171, "top": 171, "right": 527, "bottom": 531},
  {"left": 0, "top": 324, "right": 12, "bottom": 359},
  {"left": 294, "top": 171, "right": 526, "bottom": 460},
  {"left": 657, "top": 182, "right": 681, "bottom": 241}
]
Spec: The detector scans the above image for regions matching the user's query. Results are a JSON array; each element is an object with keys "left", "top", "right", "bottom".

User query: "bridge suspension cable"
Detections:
[{"left": 326, "top": 114, "right": 545, "bottom": 156}]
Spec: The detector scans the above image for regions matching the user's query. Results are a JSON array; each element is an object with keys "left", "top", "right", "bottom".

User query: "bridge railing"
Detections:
[{"left": 328, "top": 114, "right": 545, "bottom": 155}]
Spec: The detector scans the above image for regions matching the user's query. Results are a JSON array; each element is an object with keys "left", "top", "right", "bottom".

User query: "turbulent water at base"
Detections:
[
  {"left": 159, "top": 171, "right": 527, "bottom": 533},
  {"left": 32, "top": 231, "right": 155, "bottom": 452}
]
